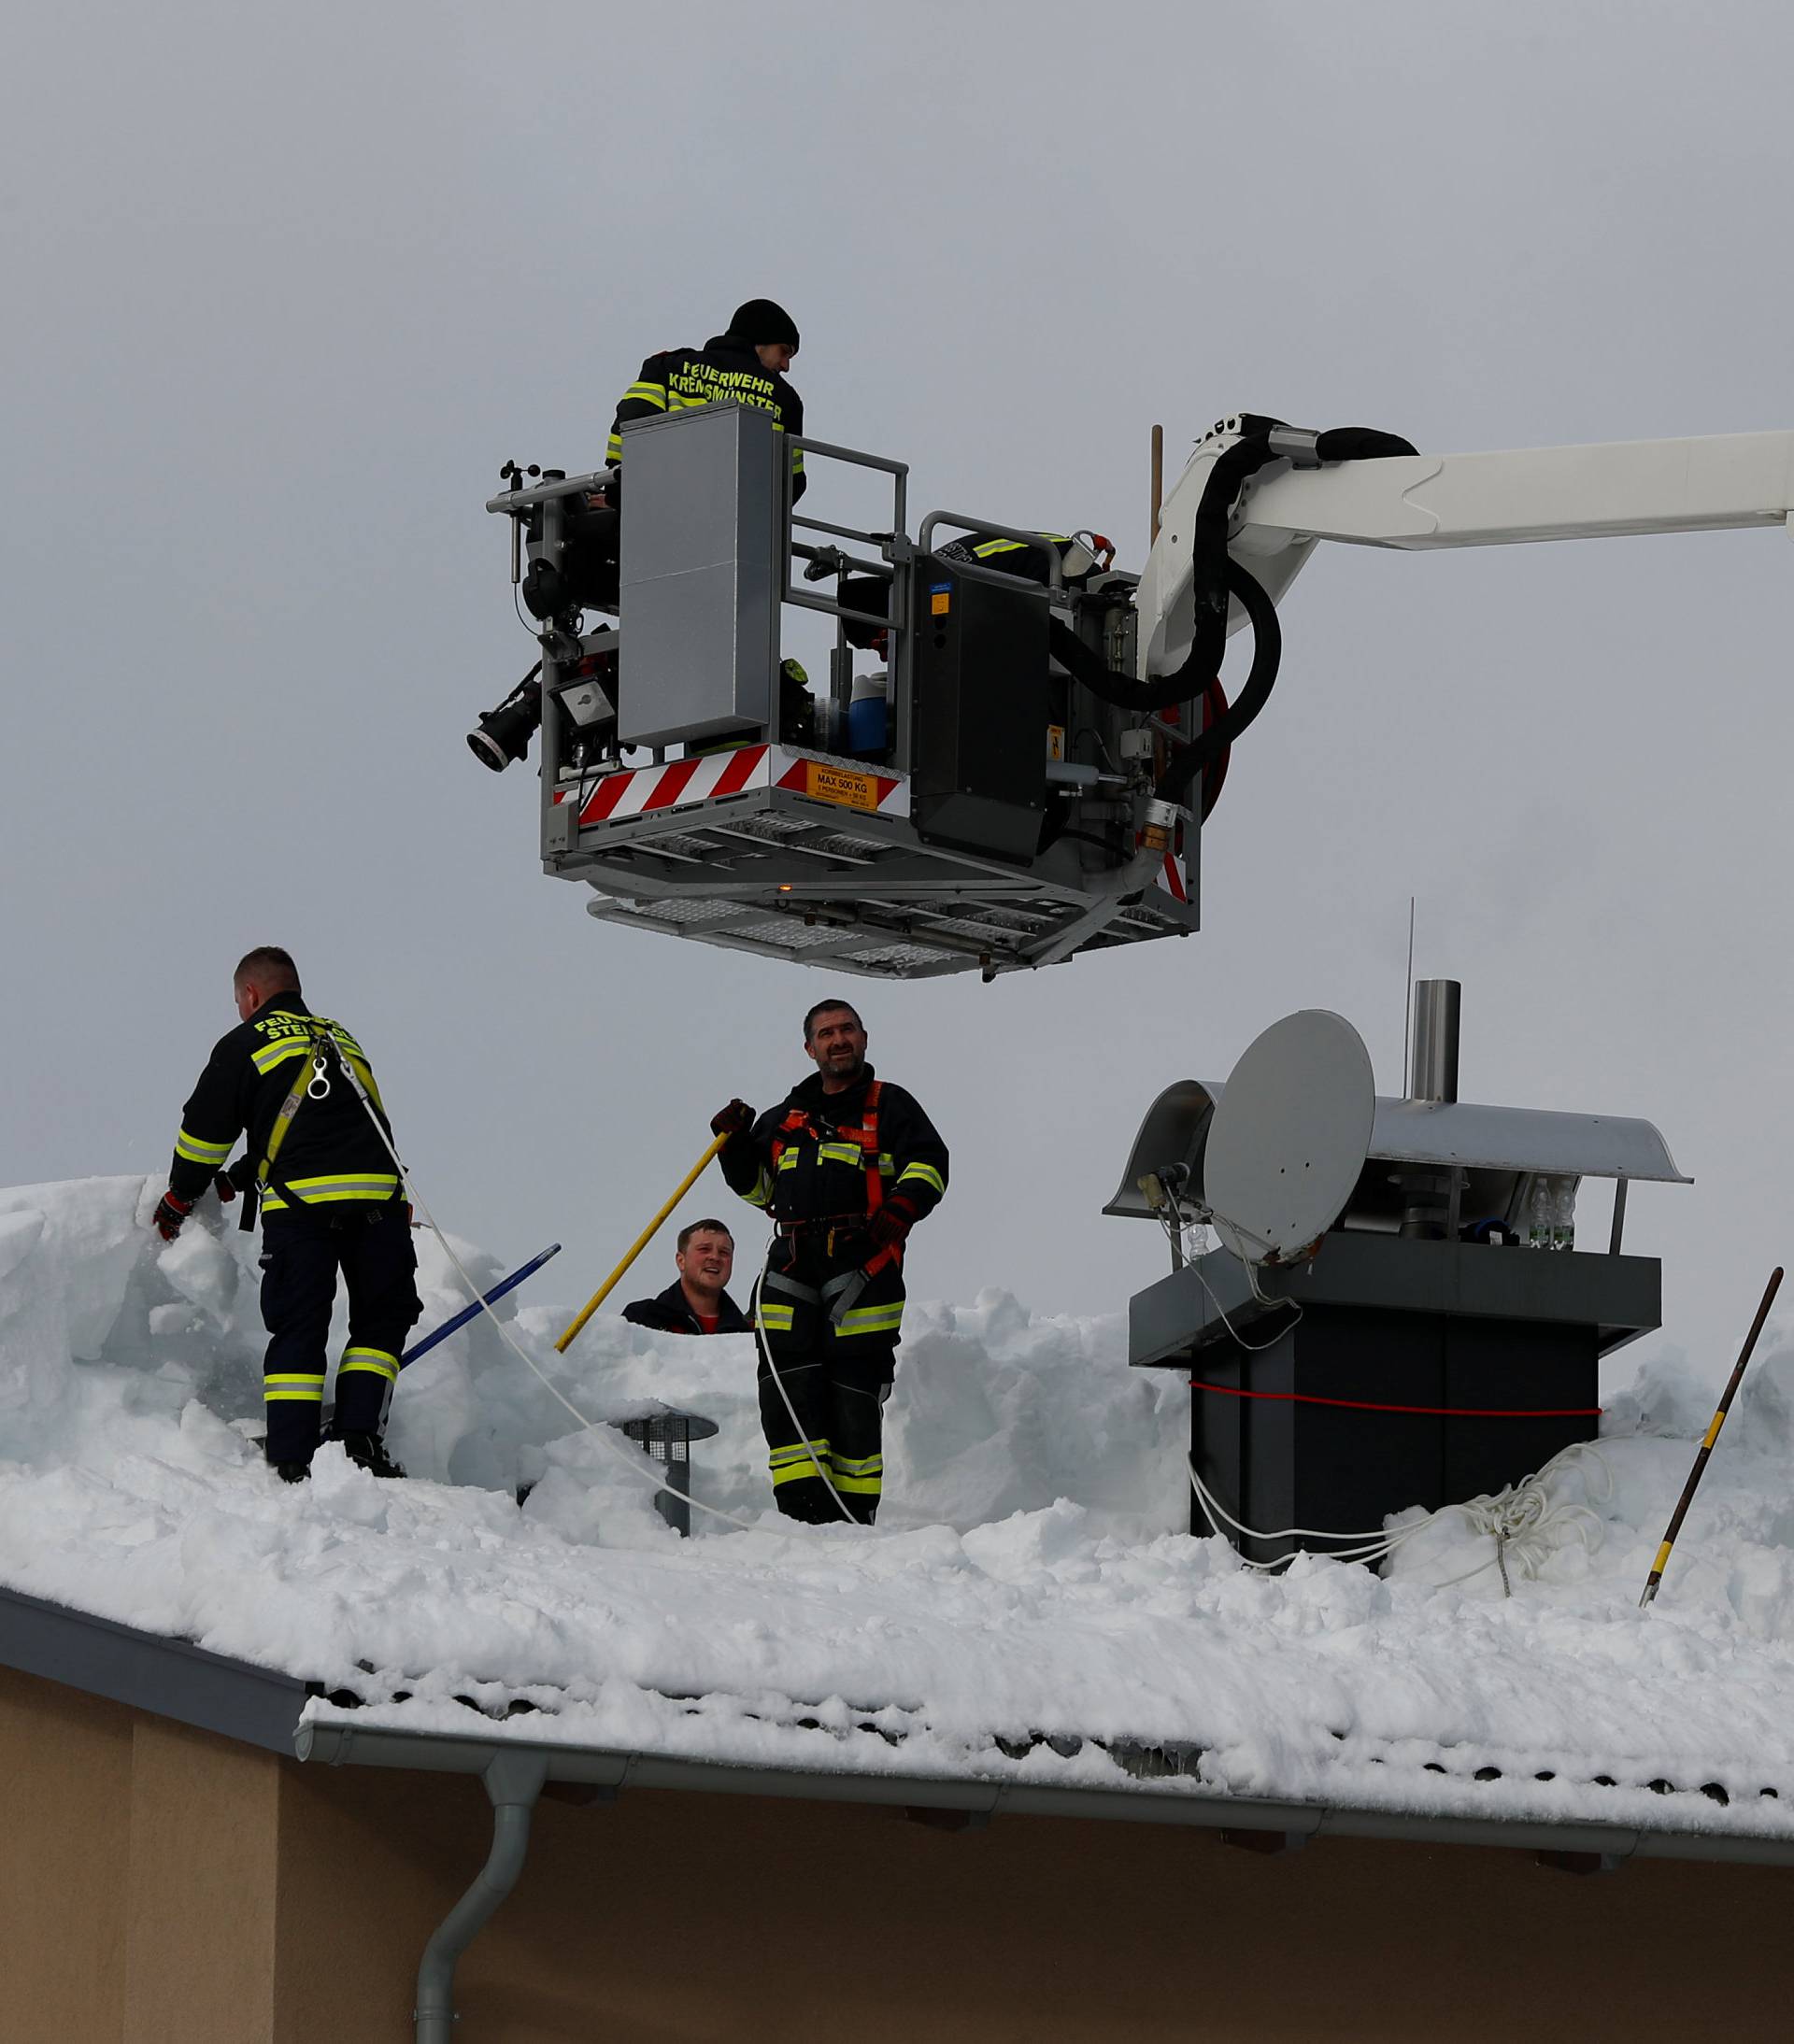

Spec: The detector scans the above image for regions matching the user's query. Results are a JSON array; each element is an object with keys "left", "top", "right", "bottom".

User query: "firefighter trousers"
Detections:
[
  {"left": 757, "top": 1238, "right": 902, "bottom": 1526},
  {"left": 260, "top": 1203, "right": 421, "bottom": 1464}
]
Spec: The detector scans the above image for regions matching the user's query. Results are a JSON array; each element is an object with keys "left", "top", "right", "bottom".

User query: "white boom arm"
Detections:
[{"left": 1139, "top": 423, "right": 1794, "bottom": 678}]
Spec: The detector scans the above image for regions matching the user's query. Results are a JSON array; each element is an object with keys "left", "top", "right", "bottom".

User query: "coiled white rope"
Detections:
[{"left": 1189, "top": 1441, "right": 1611, "bottom": 1594}]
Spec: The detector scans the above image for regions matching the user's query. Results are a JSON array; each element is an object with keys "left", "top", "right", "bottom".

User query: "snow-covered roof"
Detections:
[{"left": 4, "top": 1175, "right": 1792, "bottom": 1859}]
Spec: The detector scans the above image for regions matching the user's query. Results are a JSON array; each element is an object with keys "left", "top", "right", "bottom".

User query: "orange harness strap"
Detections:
[{"left": 769, "top": 1084, "right": 890, "bottom": 1260}]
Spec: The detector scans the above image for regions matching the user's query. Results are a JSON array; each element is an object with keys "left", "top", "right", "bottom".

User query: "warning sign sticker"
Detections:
[{"left": 804, "top": 761, "right": 882, "bottom": 812}]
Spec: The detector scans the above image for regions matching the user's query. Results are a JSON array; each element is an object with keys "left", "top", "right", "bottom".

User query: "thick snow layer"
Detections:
[{"left": 5, "top": 1175, "right": 1794, "bottom": 1841}]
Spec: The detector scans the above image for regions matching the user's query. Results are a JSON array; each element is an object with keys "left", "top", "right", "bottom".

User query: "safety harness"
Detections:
[
  {"left": 764, "top": 1082, "right": 898, "bottom": 1326},
  {"left": 240, "top": 1019, "right": 388, "bottom": 1232}
]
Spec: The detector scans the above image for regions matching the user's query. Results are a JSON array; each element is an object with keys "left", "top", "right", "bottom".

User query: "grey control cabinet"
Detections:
[{"left": 617, "top": 404, "right": 783, "bottom": 747}]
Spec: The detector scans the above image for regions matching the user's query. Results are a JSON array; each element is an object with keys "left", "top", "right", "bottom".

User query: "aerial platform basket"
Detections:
[{"left": 490, "top": 404, "right": 1205, "bottom": 982}]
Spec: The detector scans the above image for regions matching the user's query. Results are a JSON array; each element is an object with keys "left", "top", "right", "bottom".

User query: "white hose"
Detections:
[{"left": 327, "top": 1048, "right": 764, "bottom": 1534}]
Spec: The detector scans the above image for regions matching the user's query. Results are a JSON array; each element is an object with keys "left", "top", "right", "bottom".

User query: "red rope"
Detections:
[{"left": 1188, "top": 1379, "right": 1602, "bottom": 1419}]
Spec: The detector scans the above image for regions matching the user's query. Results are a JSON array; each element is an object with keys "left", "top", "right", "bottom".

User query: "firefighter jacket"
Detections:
[
  {"left": 621, "top": 1282, "right": 751, "bottom": 1337},
  {"left": 936, "top": 531, "right": 1095, "bottom": 585},
  {"left": 608, "top": 334, "right": 806, "bottom": 500},
  {"left": 720, "top": 1066, "right": 948, "bottom": 1233},
  {"left": 167, "top": 995, "right": 401, "bottom": 1217}
]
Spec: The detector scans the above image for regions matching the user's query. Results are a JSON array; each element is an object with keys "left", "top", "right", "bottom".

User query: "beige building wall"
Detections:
[{"left": 6, "top": 1660, "right": 1793, "bottom": 2042}]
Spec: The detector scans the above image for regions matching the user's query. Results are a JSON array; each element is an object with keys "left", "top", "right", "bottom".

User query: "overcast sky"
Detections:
[{"left": 4, "top": 1, "right": 1790, "bottom": 1380}]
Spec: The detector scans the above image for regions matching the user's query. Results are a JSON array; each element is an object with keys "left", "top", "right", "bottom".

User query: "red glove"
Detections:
[
  {"left": 152, "top": 1190, "right": 193, "bottom": 1242},
  {"left": 710, "top": 1099, "right": 756, "bottom": 1138},
  {"left": 868, "top": 1197, "right": 918, "bottom": 1254},
  {"left": 213, "top": 1171, "right": 237, "bottom": 1204}
]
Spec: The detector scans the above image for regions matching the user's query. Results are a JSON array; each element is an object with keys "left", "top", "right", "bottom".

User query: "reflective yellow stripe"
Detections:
[
  {"left": 263, "top": 1173, "right": 400, "bottom": 1212},
  {"left": 265, "top": 1373, "right": 325, "bottom": 1386},
  {"left": 250, "top": 1038, "right": 314, "bottom": 1074},
  {"left": 834, "top": 1303, "right": 904, "bottom": 1337},
  {"left": 624, "top": 382, "right": 667, "bottom": 407},
  {"left": 878, "top": 1153, "right": 895, "bottom": 1177},
  {"left": 740, "top": 1173, "right": 772, "bottom": 1210},
  {"left": 972, "top": 532, "right": 1064, "bottom": 560},
  {"left": 758, "top": 1305, "right": 796, "bottom": 1332},
  {"left": 606, "top": 433, "right": 624, "bottom": 461},
  {"left": 175, "top": 1128, "right": 233, "bottom": 1165},
  {"left": 817, "top": 1143, "right": 864, "bottom": 1169},
  {"left": 776, "top": 1152, "right": 800, "bottom": 1172},
  {"left": 827, "top": 1450, "right": 882, "bottom": 1476},
  {"left": 827, "top": 1469, "right": 882, "bottom": 1495},
  {"left": 339, "top": 1347, "right": 399, "bottom": 1382},
  {"left": 769, "top": 1441, "right": 831, "bottom": 1485},
  {"left": 896, "top": 1162, "right": 945, "bottom": 1196}
]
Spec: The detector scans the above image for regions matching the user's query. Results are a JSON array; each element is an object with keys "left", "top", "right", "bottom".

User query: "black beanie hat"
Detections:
[{"left": 727, "top": 298, "right": 801, "bottom": 351}]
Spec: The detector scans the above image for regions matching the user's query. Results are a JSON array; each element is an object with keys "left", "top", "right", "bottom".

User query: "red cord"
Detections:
[{"left": 1189, "top": 1380, "right": 1602, "bottom": 1419}]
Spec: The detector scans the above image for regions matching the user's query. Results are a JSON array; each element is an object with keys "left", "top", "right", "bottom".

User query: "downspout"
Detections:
[{"left": 415, "top": 1749, "right": 548, "bottom": 2043}]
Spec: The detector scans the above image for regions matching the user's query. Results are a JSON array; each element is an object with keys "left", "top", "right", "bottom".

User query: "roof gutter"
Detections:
[{"left": 295, "top": 1717, "right": 1794, "bottom": 1871}]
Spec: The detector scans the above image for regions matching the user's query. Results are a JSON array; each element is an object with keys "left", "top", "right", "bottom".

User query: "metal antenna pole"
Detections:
[
  {"left": 1640, "top": 1267, "right": 1784, "bottom": 1609},
  {"left": 1401, "top": 897, "right": 1416, "bottom": 1093},
  {"left": 1150, "top": 424, "right": 1164, "bottom": 545}
]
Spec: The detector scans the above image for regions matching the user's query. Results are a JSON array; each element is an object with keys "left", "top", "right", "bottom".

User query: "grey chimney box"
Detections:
[{"left": 1111, "top": 989, "right": 1689, "bottom": 1565}]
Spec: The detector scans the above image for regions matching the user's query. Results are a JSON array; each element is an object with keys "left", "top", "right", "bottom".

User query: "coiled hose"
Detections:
[{"left": 1049, "top": 418, "right": 1416, "bottom": 806}]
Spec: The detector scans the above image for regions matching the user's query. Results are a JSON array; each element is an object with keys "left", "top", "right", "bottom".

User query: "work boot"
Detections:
[
  {"left": 273, "top": 1461, "right": 311, "bottom": 1485},
  {"left": 337, "top": 1431, "right": 406, "bottom": 1480}
]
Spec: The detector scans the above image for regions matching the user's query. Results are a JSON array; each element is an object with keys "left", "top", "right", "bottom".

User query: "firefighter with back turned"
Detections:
[{"left": 152, "top": 946, "right": 420, "bottom": 1483}]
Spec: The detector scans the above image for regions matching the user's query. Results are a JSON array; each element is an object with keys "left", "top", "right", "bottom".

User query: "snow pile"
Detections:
[{"left": 5, "top": 1174, "right": 1794, "bottom": 1841}]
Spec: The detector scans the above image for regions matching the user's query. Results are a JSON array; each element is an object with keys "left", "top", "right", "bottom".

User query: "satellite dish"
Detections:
[{"left": 1203, "top": 1011, "right": 1374, "bottom": 1266}]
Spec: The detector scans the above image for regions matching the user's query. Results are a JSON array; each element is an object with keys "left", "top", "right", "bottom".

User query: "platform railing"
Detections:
[{"left": 783, "top": 434, "right": 912, "bottom": 773}]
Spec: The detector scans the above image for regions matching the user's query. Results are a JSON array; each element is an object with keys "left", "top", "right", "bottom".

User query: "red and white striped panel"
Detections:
[
  {"left": 1153, "top": 849, "right": 1189, "bottom": 903},
  {"left": 557, "top": 746, "right": 909, "bottom": 829}
]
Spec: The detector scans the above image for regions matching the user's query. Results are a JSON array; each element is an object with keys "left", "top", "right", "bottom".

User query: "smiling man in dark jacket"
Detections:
[
  {"left": 711, "top": 999, "right": 947, "bottom": 1526},
  {"left": 622, "top": 1219, "right": 751, "bottom": 1337},
  {"left": 607, "top": 298, "right": 806, "bottom": 502}
]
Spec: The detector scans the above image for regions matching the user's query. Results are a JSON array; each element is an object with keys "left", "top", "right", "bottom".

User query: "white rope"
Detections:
[
  {"left": 1424, "top": 1443, "right": 1610, "bottom": 1592},
  {"left": 750, "top": 1261, "right": 857, "bottom": 1525},
  {"left": 1189, "top": 1442, "right": 1612, "bottom": 1593},
  {"left": 327, "top": 1052, "right": 765, "bottom": 1535},
  {"left": 1188, "top": 1459, "right": 1429, "bottom": 1568}
]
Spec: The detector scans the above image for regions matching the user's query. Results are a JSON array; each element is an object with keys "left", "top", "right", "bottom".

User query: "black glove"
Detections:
[
  {"left": 710, "top": 1099, "right": 756, "bottom": 1139},
  {"left": 867, "top": 1197, "right": 918, "bottom": 1254},
  {"left": 152, "top": 1190, "right": 193, "bottom": 1242},
  {"left": 212, "top": 1171, "right": 237, "bottom": 1204}
]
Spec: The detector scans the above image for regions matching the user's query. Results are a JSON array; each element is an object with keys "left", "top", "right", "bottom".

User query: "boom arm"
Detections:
[{"left": 1139, "top": 422, "right": 1794, "bottom": 678}]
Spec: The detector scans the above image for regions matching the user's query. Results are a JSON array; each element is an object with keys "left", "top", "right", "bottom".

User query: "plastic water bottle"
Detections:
[
  {"left": 1524, "top": 1177, "right": 1551, "bottom": 1250},
  {"left": 1546, "top": 1174, "right": 1577, "bottom": 1253}
]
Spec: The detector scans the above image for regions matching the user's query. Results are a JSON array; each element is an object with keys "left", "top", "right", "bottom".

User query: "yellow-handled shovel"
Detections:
[{"left": 553, "top": 1133, "right": 730, "bottom": 1354}]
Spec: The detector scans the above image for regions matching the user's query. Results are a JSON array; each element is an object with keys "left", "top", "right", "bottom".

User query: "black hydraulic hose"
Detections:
[
  {"left": 1048, "top": 416, "right": 1417, "bottom": 802},
  {"left": 1313, "top": 426, "right": 1418, "bottom": 462},
  {"left": 1045, "top": 426, "right": 1288, "bottom": 719},
  {"left": 1047, "top": 553, "right": 1281, "bottom": 723},
  {"left": 1151, "top": 561, "right": 1280, "bottom": 806}
]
